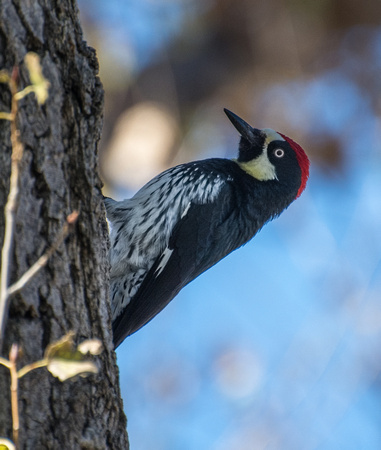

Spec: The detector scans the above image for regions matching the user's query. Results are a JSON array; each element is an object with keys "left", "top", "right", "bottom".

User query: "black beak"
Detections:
[{"left": 224, "top": 109, "right": 262, "bottom": 143}]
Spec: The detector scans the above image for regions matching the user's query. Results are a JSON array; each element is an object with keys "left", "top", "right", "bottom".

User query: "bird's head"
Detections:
[{"left": 224, "top": 109, "right": 310, "bottom": 199}]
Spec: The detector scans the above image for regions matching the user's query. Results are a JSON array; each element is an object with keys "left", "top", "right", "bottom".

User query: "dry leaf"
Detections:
[
  {"left": 44, "top": 331, "right": 76, "bottom": 360},
  {"left": 78, "top": 339, "right": 103, "bottom": 356},
  {"left": 24, "top": 52, "right": 50, "bottom": 104},
  {"left": 47, "top": 359, "right": 98, "bottom": 382}
]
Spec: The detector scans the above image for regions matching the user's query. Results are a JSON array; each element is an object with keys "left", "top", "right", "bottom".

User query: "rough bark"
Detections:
[{"left": 0, "top": 1, "right": 129, "bottom": 448}]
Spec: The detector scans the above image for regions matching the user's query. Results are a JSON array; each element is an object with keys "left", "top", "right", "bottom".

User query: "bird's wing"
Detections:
[{"left": 112, "top": 184, "right": 240, "bottom": 347}]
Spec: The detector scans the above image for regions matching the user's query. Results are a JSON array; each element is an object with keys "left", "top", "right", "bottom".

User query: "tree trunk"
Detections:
[{"left": 0, "top": 1, "right": 129, "bottom": 448}]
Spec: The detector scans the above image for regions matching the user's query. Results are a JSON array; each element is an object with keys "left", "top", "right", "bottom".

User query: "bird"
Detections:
[{"left": 104, "top": 109, "right": 310, "bottom": 348}]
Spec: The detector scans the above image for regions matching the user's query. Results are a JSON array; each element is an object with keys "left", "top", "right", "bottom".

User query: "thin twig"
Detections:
[
  {"left": 9, "top": 344, "right": 20, "bottom": 448},
  {"left": 7, "top": 211, "right": 79, "bottom": 297},
  {"left": 0, "top": 68, "right": 24, "bottom": 344},
  {"left": 13, "top": 85, "right": 35, "bottom": 101},
  {"left": 0, "top": 112, "right": 13, "bottom": 120},
  {"left": 0, "top": 355, "right": 12, "bottom": 369},
  {"left": 0, "top": 63, "right": 77, "bottom": 343},
  {"left": 17, "top": 358, "right": 49, "bottom": 379}
]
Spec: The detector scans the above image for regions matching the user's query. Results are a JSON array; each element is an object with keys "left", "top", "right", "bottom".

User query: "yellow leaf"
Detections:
[
  {"left": 0, "top": 70, "right": 10, "bottom": 83},
  {"left": 44, "top": 331, "right": 76, "bottom": 360}
]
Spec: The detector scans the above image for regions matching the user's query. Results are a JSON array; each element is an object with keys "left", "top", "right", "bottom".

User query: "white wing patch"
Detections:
[
  {"left": 109, "top": 165, "right": 223, "bottom": 269},
  {"left": 106, "top": 162, "right": 225, "bottom": 318},
  {"left": 154, "top": 247, "right": 174, "bottom": 278},
  {"left": 181, "top": 202, "right": 191, "bottom": 219}
]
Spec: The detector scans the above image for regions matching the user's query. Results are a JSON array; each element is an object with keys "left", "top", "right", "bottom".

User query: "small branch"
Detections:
[
  {"left": 7, "top": 211, "right": 79, "bottom": 297},
  {"left": 17, "top": 358, "right": 49, "bottom": 379},
  {"left": 9, "top": 344, "right": 20, "bottom": 448},
  {"left": 0, "top": 112, "right": 13, "bottom": 120},
  {"left": 0, "top": 56, "right": 51, "bottom": 348},
  {"left": 0, "top": 69, "right": 24, "bottom": 345},
  {"left": 13, "top": 85, "right": 35, "bottom": 101},
  {"left": 0, "top": 355, "right": 12, "bottom": 369},
  {"left": 0, "top": 63, "right": 76, "bottom": 343}
]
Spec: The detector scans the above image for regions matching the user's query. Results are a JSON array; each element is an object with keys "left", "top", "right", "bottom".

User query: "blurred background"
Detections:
[{"left": 78, "top": 1, "right": 381, "bottom": 448}]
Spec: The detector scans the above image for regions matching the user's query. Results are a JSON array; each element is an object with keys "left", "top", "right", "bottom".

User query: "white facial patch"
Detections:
[
  {"left": 236, "top": 128, "right": 284, "bottom": 181},
  {"left": 238, "top": 152, "right": 277, "bottom": 181}
]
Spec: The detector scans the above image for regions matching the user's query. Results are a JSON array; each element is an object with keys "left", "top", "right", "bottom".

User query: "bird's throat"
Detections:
[{"left": 233, "top": 153, "right": 278, "bottom": 181}]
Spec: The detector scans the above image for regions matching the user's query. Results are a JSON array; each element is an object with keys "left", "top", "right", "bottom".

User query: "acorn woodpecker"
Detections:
[{"left": 105, "top": 109, "right": 310, "bottom": 348}]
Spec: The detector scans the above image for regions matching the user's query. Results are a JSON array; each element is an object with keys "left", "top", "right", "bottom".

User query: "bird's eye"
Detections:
[{"left": 274, "top": 149, "right": 285, "bottom": 158}]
